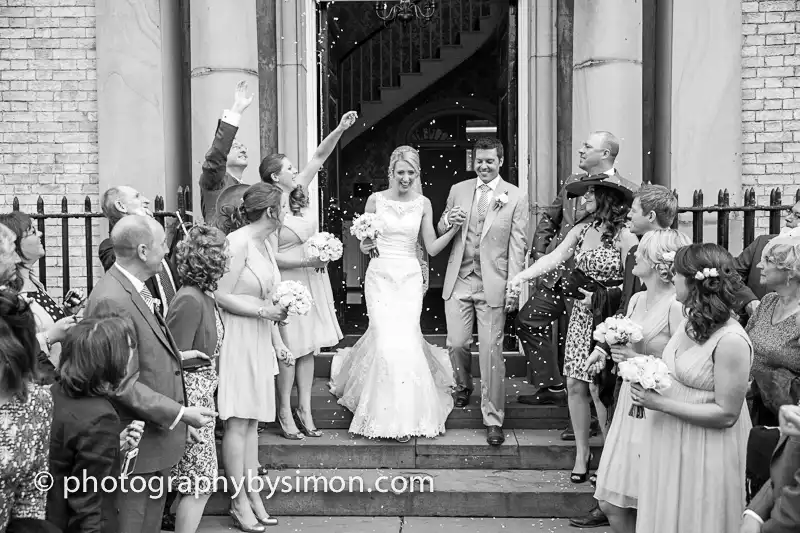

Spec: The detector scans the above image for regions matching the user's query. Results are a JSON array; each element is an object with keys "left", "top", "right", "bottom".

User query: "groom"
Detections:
[{"left": 438, "top": 137, "right": 528, "bottom": 446}]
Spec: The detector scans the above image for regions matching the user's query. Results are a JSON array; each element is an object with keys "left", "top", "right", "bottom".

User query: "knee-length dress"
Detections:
[
  {"left": 635, "top": 318, "right": 753, "bottom": 533},
  {"left": 563, "top": 225, "right": 624, "bottom": 383},
  {"left": 217, "top": 231, "right": 281, "bottom": 423},
  {"left": 276, "top": 212, "right": 343, "bottom": 357},
  {"left": 594, "top": 291, "right": 677, "bottom": 509}
]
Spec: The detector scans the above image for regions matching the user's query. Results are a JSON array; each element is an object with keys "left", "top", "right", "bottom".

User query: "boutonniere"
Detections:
[
  {"left": 152, "top": 298, "right": 162, "bottom": 313},
  {"left": 494, "top": 192, "right": 509, "bottom": 210}
]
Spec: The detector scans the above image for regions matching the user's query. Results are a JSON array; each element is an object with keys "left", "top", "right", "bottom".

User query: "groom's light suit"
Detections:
[{"left": 438, "top": 175, "right": 528, "bottom": 427}]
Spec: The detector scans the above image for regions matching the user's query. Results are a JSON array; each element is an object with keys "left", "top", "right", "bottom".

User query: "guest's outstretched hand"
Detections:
[
  {"left": 231, "top": 80, "right": 254, "bottom": 114},
  {"left": 338, "top": 111, "right": 358, "bottom": 130},
  {"left": 779, "top": 404, "right": 800, "bottom": 437}
]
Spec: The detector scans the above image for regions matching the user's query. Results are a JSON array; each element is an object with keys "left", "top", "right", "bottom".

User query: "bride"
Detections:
[{"left": 329, "top": 146, "right": 460, "bottom": 442}]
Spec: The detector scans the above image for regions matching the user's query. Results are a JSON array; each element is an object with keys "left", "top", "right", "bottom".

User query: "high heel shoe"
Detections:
[
  {"left": 229, "top": 509, "right": 266, "bottom": 533},
  {"left": 278, "top": 414, "right": 304, "bottom": 440},
  {"left": 570, "top": 453, "right": 593, "bottom": 484},
  {"left": 255, "top": 513, "right": 279, "bottom": 526},
  {"left": 293, "top": 408, "right": 322, "bottom": 437}
]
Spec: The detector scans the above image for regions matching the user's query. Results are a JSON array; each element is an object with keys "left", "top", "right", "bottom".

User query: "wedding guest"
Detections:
[
  {"left": 215, "top": 182, "right": 289, "bottom": 530},
  {"left": 584, "top": 229, "right": 689, "bottom": 533},
  {"left": 741, "top": 404, "right": 800, "bottom": 533},
  {"left": 0, "top": 287, "right": 53, "bottom": 532},
  {"left": 516, "top": 131, "right": 627, "bottom": 409},
  {"left": 47, "top": 315, "right": 143, "bottom": 533},
  {"left": 509, "top": 176, "right": 639, "bottom": 484},
  {"left": 0, "top": 212, "right": 80, "bottom": 368},
  {"left": 746, "top": 234, "right": 800, "bottom": 427},
  {"left": 165, "top": 225, "right": 229, "bottom": 533},
  {"left": 258, "top": 110, "right": 357, "bottom": 438},
  {"left": 199, "top": 81, "right": 253, "bottom": 227},
  {"left": 735, "top": 202, "right": 800, "bottom": 319},
  {"left": 0, "top": 222, "right": 21, "bottom": 287},
  {"left": 631, "top": 243, "right": 752, "bottom": 533}
]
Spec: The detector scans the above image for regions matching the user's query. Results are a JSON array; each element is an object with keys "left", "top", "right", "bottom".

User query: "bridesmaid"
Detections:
[
  {"left": 630, "top": 243, "right": 753, "bottom": 533},
  {"left": 585, "top": 229, "right": 690, "bottom": 533},
  {"left": 259, "top": 110, "right": 357, "bottom": 438},
  {"left": 214, "top": 183, "right": 289, "bottom": 531}
]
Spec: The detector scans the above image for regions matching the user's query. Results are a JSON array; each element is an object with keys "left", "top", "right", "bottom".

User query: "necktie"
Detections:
[
  {"left": 477, "top": 184, "right": 491, "bottom": 219},
  {"left": 139, "top": 286, "right": 155, "bottom": 314},
  {"left": 157, "top": 263, "right": 176, "bottom": 306}
]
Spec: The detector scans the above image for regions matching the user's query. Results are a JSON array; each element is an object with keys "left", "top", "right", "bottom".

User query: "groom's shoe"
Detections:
[
  {"left": 518, "top": 387, "right": 567, "bottom": 406},
  {"left": 568, "top": 505, "right": 609, "bottom": 528},
  {"left": 454, "top": 389, "right": 472, "bottom": 408},
  {"left": 486, "top": 426, "right": 505, "bottom": 446}
]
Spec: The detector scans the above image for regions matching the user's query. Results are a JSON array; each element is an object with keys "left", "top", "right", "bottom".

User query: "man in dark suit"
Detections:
[
  {"left": 734, "top": 201, "right": 800, "bottom": 318},
  {"left": 515, "top": 131, "right": 624, "bottom": 407},
  {"left": 86, "top": 215, "right": 216, "bottom": 533},
  {"left": 199, "top": 80, "right": 253, "bottom": 227},
  {"left": 99, "top": 185, "right": 180, "bottom": 318},
  {"left": 741, "top": 405, "right": 800, "bottom": 533}
]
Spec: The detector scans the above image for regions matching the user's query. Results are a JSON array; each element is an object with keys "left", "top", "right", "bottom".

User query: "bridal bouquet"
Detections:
[
  {"left": 592, "top": 315, "right": 644, "bottom": 346},
  {"left": 617, "top": 355, "right": 672, "bottom": 418},
  {"left": 306, "top": 232, "right": 343, "bottom": 272},
  {"left": 272, "top": 280, "right": 313, "bottom": 326},
  {"left": 350, "top": 213, "right": 383, "bottom": 258}
]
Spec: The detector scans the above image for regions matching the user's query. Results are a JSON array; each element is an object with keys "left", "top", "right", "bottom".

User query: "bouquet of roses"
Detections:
[
  {"left": 272, "top": 280, "right": 313, "bottom": 326},
  {"left": 306, "top": 232, "right": 343, "bottom": 272},
  {"left": 592, "top": 315, "right": 644, "bottom": 346},
  {"left": 350, "top": 213, "right": 384, "bottom": 258},
  {"left": 617, "top": 355, "right": 672, "bottom": 418}
]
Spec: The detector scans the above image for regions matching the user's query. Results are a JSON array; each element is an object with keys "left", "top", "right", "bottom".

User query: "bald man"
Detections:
[{"left": 86, "top": 215, "right": 215, "bottom": 533}]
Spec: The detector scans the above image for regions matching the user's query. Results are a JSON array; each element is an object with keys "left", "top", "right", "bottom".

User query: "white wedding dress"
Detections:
[{"left": 329, "top": 193, "right": 455, "bottom": 438}]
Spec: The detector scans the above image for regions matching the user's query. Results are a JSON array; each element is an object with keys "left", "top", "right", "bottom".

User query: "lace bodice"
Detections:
[{"left": 375, "top": 193, "right": 423, "bottom": 260}]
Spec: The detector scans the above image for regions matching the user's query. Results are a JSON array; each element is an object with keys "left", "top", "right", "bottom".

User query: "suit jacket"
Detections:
[
  {"left": 747, "top": 435, "right": 800, "bottom": 533},
  {"left": 85, "top": 266, "right": 187, "bottom": 474},
  {"left": 437, "top": 177, "right": 528, "bottom": 307},
  {"left": 98, "top": 237, "right": 180, "bottom": 314},
  {"left": 616, "top": 245, "right": 642, "bottom": 316},
  {"left": 47, "top": 382, "right": 120, "bottom": 533},
  {"left": 734, "top": 234, "right": 776, "bottom": 307},
  {"left": 165, "top": 285, "right": 220, "bottom": 361},
  {"left": 199, "top": 119, "right": 240, "bottom": 226}
]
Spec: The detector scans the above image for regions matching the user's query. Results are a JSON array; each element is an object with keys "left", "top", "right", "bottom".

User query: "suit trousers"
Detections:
[
  {"left": 515, "top": 281, "right": 567, "bottom": 389},
  {"left": 117, "top": 469, "right": 170, "bottom": 533},
  {"left": 445, "top": 272, "right": 506, "bottom": 427}
]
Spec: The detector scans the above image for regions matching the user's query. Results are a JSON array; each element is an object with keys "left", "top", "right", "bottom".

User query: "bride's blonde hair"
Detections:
[{"left": 388, "top": 145, "right": 421, "bottom": 183}]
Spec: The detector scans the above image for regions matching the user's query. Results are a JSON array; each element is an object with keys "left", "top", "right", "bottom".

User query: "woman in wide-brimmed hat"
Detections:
[{"left": 508, "top": 175, "right": 639, "bottom": 485}]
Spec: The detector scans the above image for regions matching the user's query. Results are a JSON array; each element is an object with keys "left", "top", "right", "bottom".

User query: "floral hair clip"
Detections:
[
  {"left": 661, "top": 251, "right": 676, "bottom": 263},
  {"left": 694, "top": 268, "right": 719, "bottom": 281}
]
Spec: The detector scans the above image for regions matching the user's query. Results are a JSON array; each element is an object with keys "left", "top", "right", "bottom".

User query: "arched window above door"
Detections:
[{"left": 397, "top": 98, "right": 497, "bottom": 148}]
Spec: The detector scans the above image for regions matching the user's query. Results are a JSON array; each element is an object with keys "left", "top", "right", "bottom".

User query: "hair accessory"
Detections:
[
  {"left": 694, "top": 268, "right": 718, "bottom": 281},
  {"left": 661, "top": 251, "right": 676, "bottom": 263}
]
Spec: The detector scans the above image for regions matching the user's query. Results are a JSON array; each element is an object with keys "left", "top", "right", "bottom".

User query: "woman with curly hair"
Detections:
[
  {"left": 509, "top": 176, "right": 638, "bottom": 484},
  {"left": 630, "top": 243, "right": 753, "bottom": 533},
  {"left": 164, "top": 224, "right": 230, "bottom": 533}
]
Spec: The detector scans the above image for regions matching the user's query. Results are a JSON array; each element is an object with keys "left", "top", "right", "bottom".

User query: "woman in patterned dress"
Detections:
[
  {"left": 165, "top": 224, "right": 230, "bottom": 533},
  {"left": 258, "top": 110, "right": 356, "bottom": 438},
  {"left": 631, "top": 243, "right": 753, "bottom": 533},
  {"left": 0, "top": 286, "right": 53, "bottom": 532},
  {"left": 509, "top": 176, "right": 638, "bottom": 483}
]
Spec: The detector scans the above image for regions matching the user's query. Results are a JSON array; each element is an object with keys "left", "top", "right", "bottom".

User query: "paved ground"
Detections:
[{"left": 179, "top": 516, "right": 612, "bottom": 532}]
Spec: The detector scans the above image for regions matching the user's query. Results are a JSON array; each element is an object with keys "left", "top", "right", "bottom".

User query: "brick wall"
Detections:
[
  {"left": 742, "top": 0, "right": 800, "bottom": 233},
  {"left": 0, "top": 0, "right": 99, "bottom": 299}
]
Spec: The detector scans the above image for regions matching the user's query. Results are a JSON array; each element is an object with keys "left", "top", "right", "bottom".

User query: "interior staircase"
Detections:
[{"left": 339, "top": 0, "right": 504, "bottom": 148}]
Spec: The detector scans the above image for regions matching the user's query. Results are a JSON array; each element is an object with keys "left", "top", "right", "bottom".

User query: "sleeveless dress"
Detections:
[
  {"left": 635, "top": 318, "right": 753, "bottom": 533},
  {"left": 276, "top": 212, "right": 343, "bottom": 356},
  {"left": 217, "top": 229, "right": 281, "bottom": 423},
  {"left": 594, "top": 291, "right": 677, "bottom": 509},
  {"left": 328, "top": 193, "right": 455, "bottom": 438},
  {"left": 563, "top": 224, "right": 624, "bottom": 383}
]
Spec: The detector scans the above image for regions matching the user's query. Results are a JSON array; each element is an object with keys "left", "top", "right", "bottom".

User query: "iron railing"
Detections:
[{"left": 9, "top": 186, "right": 192, "bottom": 297}]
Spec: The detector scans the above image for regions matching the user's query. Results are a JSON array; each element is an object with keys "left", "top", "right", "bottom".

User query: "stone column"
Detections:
[
  {"left": 658, "top": 0, "right": 742, "bottom": 247},
  {"left": 571, "top": 0, "right": 643, "bottom": 180},
  {"left": 276, "top": 0, "right": 320, "bottom": 229},
  {"left": 257, "top": 0, "right": 279, "bottom": 156},
  {"left": 96, "top": 0, "right": 185, "bottom": 217},
  {"left": 189, "top": 0, "right": 261, "bottom": 222}
]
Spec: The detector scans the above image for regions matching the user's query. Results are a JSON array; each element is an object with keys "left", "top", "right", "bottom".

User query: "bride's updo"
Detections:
[{"left": 388, "top": 145, "right": 421, "bottom": 184}]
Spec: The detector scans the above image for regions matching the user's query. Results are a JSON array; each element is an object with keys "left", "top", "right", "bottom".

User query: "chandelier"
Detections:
[{"left": 374, "top": 1, "right": 437, "bottom": 26}]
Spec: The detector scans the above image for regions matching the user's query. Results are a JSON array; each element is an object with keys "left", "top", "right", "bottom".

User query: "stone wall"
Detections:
[
  {"left": 0, "top": 0, "right": 99, "bottom": 298},
  {"left": 742, "top": 0, "right": 800, "bottom": 232}
]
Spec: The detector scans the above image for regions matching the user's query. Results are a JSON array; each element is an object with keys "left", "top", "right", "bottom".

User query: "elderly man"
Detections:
[{"left": 86, "top": 215, "right": 215, "bottom": 533}]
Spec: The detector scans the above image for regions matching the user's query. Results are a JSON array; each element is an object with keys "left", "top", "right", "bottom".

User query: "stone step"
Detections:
[
  {"left": 315, "top": 351, "right": 528, "bottom": 378},
  {"left": 256, "top": 428, "right": 602, "bottom": 471},
  {"left": 203, "top": 468, "right": 598, "bottom": 518},
  {"left": 304, "top": 377, "right": 570, "bottom": 430},
  {"left": 184, "top": 516, "right": 612, "bottom": 533}
]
